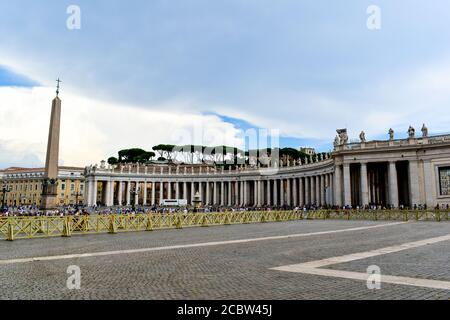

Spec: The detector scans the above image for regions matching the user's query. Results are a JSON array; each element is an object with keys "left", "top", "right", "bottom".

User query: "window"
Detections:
[
  {"left": 61, "top": 184, "right": 65, "bottom": 190},
  {"left": 439, "top": 167, "right": 450, "bottom": 196}
]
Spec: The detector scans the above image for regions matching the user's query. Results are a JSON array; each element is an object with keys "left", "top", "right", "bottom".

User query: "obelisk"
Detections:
[{"left": 41, "top": 79, "right": 62, "bottom": 211}]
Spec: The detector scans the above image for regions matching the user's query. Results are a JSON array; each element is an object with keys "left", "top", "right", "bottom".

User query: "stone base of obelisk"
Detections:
[
  {"left": 40, "top": 195, "right": 58, "bottom": 211},
  {"left": 40, "top": 181, "right": 58, "bottom": 211}
]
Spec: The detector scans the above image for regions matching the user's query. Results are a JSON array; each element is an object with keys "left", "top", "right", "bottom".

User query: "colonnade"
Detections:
[
  {"left": 85, "top": 172, "right": 335, "bottom": 208},
  {"left": 334, "top": 160, "right": 421, "bottom": 208}
]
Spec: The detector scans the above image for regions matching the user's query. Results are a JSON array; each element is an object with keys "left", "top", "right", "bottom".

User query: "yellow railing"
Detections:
[
  {"left": 0, "top": 211, "right": 303, "bottom": 241},
  {"left": 305, "top": 209, "right": 450, "bottom": 222},
  {"left": 0, "top": 210, "right": 448, "bottom": 241}
]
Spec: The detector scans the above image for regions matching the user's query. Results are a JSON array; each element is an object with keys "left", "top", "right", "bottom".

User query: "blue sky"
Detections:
[
  {"left": 1, "top": 1, "right": 450, "bottom": 167},
  {"left": 0, "top": 66, "right": 37, "bottom": 87}
]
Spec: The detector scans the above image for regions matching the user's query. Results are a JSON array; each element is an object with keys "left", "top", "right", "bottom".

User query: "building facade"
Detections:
[
  {"left": 300, "top": 147, "right": 316, "bottom": 156},
  {"left": 0, "top": 167, "right": 85, "bottom": 207},
  {"left": 83, "top": 128, "right": 450, "bottom": 209}
]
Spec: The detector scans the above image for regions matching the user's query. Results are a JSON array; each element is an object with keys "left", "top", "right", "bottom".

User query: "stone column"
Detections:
[
  {"left": 117, "top": 181, "right": 123, "bottom": 206},
  {"left": 126, "top": 181, "right": 131, "bottom": 206},
  {"left": 310, "top": 176, "right": 316, "bottom": 205},
  {"left": 286, "top": 178, "right": 291, "bottom": 206},
  {"left": 204, "top": 181, "right": 209, "bottom": 205},
  {"left": 235, "top": 181, "right": 239, "bottom": 206},
  {"left": 257, "top": 180, "right": 262, "bottom": 207},
  {"left": 228, "top": 181, "right": 232, "bottom": 206},
  {"left": 409, "top": 160, "right": 420, "bottom": 207},
  {"left": 315, "top": 176, "right": 320, "bottom": 206},
  {"left": 198, "top": 181, "right": 205, "bottom": 205},
  {"left": 239, "top": 181, "right": 243, "bottom": 206},
  {"left": 105, "top": 181, "right": 111, "bottom": 207},
  {"left": 254, "top": 180, "right": 258, "bottom": 207},
  {"left": 388, "top": 161, "right": 399, "bottom": 208},
  {"left": 334, "top": 166, "right": 342, "bottom": 207},
  {"left": 243, "top": 181, "right": 248, "bottom": 206},
  {"left": 328, "top": 173, "right": 334, "bottom": 205},
  {"left": 89, "top": 180, "right": 94, "bottom": 206},
  {"left": 183, "top": 181, "right": 187, "bottom": 201},
  {"left": 190, "top": 182, "right": 195, "bottom": 205},
  {"left": 305, "top": 177, "right": 310, "bottom": 205},
  {"left": 85, "top": 179, "right": 91, "bottom": 206},
  {"left": 253, "top": 180, "right": 261, "bottom": 207},
  {"left": 143, "top": 181, "right": 147, "bottom": 206},
  {"left": 280, "top": 179, "right": 285, "bottom": 206},
  {"left": 110, "top": 180, "right": 115, "bottom": 206},
  {"left": 293, "top": 178, "right": 298, "bottom": 207},
  {"left": 423, "top": 160, "right": 434, "bottom": 208},
  {"left": 213, "top": 182, "right": 218, "bottom": 205},
  {"left": 320, "top": 175, "right": 325, "bottom": 206},
  {"left": 175, "top": 182, "right": 179, "bottom": 199},
  {"left": 316, "top": 176, "right": 320, "bottom": 205},
  {"left": 267, "top": 180, "right": 271, "bottom": 206},
  {"left": 151, "top": 182, "right": 156, "bottom": 205},
  {"left": 273, "top": 180, "right": 278, "bottom": 206},
  {"left": 92, "top": 180, "right": 98, "bottom": 206},
  {"left": 360, "top": 163, "right": 369, "bottom": 207},
  {"left": 167, "top": 182, "right": 172, "bottom": 200},
  {"left": 134, "top": 182, "right": 139, "bottom": 206},
  {"left": 299, "top": 177, "right": 304, "bottom": 206},
  {"left": 159, "top": 181, "right": 163, "bottom": 205},
  {"left": 343, "top": 164, "right": 351, "bottom": 206},
  {"left": 221, "top": 181, "right": 225, "bottom": 206}
]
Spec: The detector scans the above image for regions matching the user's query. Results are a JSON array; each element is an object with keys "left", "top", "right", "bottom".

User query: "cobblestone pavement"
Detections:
[{"left": 0, "top": 220, "right": 449, "bottom": 300}]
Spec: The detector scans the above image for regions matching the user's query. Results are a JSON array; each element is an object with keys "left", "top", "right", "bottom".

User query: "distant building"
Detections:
[
  {"left": 0, "top": 166, "right": 85, "bottom": 207},
  {"left": 300, "top": 147, "right": 316, "bottom": 156}
]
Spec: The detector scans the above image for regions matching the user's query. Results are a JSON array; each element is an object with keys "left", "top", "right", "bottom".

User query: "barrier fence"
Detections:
[{"left": 0, "top": 210, "right": 448, "bottom": 241}]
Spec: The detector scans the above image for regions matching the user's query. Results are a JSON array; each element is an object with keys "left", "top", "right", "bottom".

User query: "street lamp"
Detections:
[
  {"left": 1, "top": 186, "right": 11, "bottom": 212},
  {"left": 72, "top": 189, "right": 83, "bottom": 210}
]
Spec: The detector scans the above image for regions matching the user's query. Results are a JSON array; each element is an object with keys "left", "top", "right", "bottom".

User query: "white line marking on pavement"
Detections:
[
  {"left": 0, "top": 222, "right": 405, "bottom": 265},
  {"left": 271, "top": 234, "right": 450, "bottom": 290}
]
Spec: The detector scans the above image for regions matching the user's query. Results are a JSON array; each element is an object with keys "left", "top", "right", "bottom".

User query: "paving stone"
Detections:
[{"left": 0, "top": 220, "right": 449, "bottom": 300}]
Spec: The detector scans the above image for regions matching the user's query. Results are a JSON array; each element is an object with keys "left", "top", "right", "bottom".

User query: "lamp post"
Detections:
[
  {"left": 1, "top": 186, "right": 11, "bottom": 212},
  {"left": 72, "top": 188, "right": 83, "bottom": 210}
]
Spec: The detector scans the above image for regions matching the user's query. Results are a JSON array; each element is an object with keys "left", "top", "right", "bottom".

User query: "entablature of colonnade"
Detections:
[
  {"left": 84, "top": 159, "right": 335, "bottom": 182},
  {"left": 333, "top": 134, "right": 450, "bottom": 165}
]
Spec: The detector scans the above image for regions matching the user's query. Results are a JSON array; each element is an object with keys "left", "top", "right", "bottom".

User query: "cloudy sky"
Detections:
[{"left": 1, "top": 0, "right": 450, "bottom": 169}]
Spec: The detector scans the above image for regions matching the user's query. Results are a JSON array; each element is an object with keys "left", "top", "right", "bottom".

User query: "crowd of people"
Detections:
[{"left": 1, "top": 202, "right": 449, "bottom": 217}]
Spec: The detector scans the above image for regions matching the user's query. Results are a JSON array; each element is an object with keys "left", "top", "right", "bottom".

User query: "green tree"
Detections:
[
  {"left": 118, "top": 148, "right": 155, "bottom": 163},
  {"left": 107, "top": 157, "right": 118, "bottom": 165}
]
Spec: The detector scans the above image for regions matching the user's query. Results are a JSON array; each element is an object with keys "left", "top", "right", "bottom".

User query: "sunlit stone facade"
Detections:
[{"left": 84, "top": 130, "right": 450, "bottom": 208}]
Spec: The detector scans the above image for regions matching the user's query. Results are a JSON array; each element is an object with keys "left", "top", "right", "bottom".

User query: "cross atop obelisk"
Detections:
[
  {"left": 41, "top": 78, "right": 63, "bottom": 211},
  {"left": 56, "top": 78, "right": 62, "bottom": 97}
]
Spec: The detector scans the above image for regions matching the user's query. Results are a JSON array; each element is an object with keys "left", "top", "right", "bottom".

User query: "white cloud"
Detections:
[
  {"left": 211, "top": 59, "right": 450, "bottom": 142},
  {"left": 0, "top": 86, "right": 245, "bottom": 169},
  {"left": 1, "top": 1, "right": 450, "bottom": 148}
]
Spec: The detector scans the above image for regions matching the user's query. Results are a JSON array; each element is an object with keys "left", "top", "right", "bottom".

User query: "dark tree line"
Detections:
[{"left": 107, "top": 145, "right": 330, "bottom": 167}]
